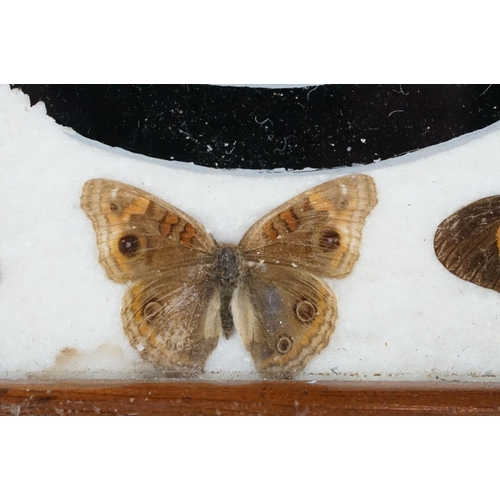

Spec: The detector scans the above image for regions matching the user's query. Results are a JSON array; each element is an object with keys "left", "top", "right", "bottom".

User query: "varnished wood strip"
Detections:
[{"left": 1, "top": 381, "right": 500, "bottom": 416}]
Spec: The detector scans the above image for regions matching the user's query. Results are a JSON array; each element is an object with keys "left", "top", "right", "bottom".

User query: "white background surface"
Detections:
[{"left": 2, "top": 84, "right": 500, "bottom": 381}]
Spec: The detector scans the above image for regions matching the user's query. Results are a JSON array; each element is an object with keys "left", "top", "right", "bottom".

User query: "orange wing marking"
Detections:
[
  {"left": 278, "top": 208, "right": 299, "bottom": 233},
  {"left": 160, "top": 213, "right": 181, "bottom": 236},
  {"left": 180, "top": 223, "right": 196, "bottom": 246}
]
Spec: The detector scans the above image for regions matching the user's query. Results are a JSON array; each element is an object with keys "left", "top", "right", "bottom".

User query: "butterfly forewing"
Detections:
[
  {"left": 239, "top": 174, "right": 377, "bottom": 279},
  {"left": 81, "top": 179, "right": 217, "bottom": 283}
]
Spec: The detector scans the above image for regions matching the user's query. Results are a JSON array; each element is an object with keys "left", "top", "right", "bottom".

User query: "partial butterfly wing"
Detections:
[
  {"left": 434, "top": 195, "right": 500, "bottom": 292},
  {"left": 233, "top": 263, "right": 337, "bottom": 378},
  {"left": 234, "top": 174, "right": 377, "bottom": 377},
  {"left": 239, "top": 174, "right": 377, "bottom": 278},
  {"left": 81, "top": 179, "right": 222, "bottom": 374},
  {"left": 122, "top": 266, "right": 222, "bottom": 375},
  {"left": 81, "top": 179, "right": 217, "bottom": 283}
]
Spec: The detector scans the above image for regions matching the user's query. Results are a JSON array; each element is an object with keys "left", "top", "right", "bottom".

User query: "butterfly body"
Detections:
[
  {"left": 81, "top": 175, "right": 377, "bottom": 378},
  {"left": 214, "top": 245, "right": 241, "bottom": 338}
]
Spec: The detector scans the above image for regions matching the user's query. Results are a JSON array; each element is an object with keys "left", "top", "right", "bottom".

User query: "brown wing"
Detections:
[
  {"left": 81, "top": 179, "right": 217, "bottom": 284},
  {"left": 122, "top": 266, "right": 222, "bottom": 376},
  {"left": 239, "top": 174, "right": 377, "bottom": 279},
  {"left": 434, "top": 195, "right": 500, "bottom": 292},
  {"left": 232, "top": 263, "right": 337, "bottom": 379}
]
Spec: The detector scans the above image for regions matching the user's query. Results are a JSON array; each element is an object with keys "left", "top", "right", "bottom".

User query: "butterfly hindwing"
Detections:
[
  {"left": 233, "top": 263, "right": 338, "bottom": 378},
  {"left": 121, "top": 265, "right": 222, "bottom": 376}
]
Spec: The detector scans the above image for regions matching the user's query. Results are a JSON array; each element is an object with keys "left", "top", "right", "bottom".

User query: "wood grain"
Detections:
[{"left": 1, "top": 381, "right": 500, "bottom": 415}]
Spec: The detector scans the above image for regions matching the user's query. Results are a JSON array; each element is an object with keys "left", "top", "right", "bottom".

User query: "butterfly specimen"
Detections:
[
  {"left": 81, "top": 175, "right": 377, "bottom": 378},
  {"left": 434, "top": 195, "right": 500, "bottom": 292}
]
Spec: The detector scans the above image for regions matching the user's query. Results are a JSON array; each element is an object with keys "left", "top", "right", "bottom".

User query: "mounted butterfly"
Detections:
[{"left": 81, "top": 175, "right": 377, "bottom": 378}]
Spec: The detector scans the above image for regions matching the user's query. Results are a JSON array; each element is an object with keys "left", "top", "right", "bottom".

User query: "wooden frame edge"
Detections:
[{"left": 1, "top": 380, "right": 500, "bottom": 415}]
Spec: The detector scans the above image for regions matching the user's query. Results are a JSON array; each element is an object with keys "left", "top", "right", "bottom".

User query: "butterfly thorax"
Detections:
[
  {"left": 215, "top": 245, "right": 241, "bottom": 286},
  {"left": 215, "top": 245, "right": 242, "bottom": 338}
]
